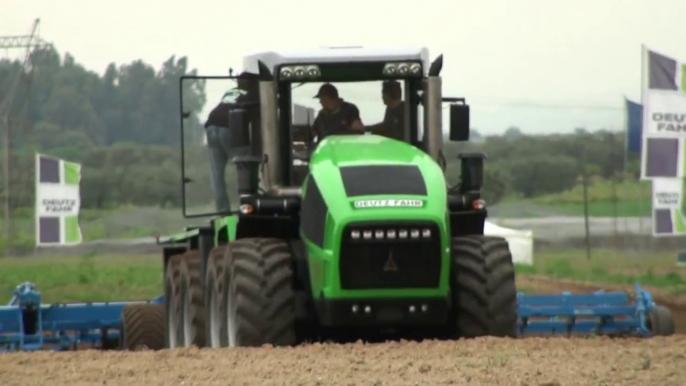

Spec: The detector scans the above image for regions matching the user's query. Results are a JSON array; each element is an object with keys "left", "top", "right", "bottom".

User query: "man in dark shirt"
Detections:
[
  {"left": 204, "top": 73, "right": 256, "bottom": 212},
  {"left": 364, "top": 80, "right": 405, "bottom": 141},
  {"left": 311, "top": 83, "right": 364, "bottom": 142}
]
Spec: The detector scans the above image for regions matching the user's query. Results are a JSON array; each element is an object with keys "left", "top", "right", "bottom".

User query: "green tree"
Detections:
[
  {"left": 482, "top": 165, "right": 510, "bottom": 205},
  {"left": 507, "top": 154, "right": 579, "bottom": 198}
]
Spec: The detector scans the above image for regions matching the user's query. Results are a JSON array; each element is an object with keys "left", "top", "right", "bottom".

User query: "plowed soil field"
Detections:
[
  {"left": 2, "top": 336, "right": 685, "bottom": 386},
  {"left": 2, "top": 275, "right": 685, "bottom": 386}
]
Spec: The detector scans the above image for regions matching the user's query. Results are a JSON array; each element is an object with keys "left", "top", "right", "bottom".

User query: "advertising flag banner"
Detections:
[
  {"left": 640, "top": 47, "right": 686, "bottom": 180},
  {"left": 35, "top": 153, "right": 82, "bottom": 246},
  {"left": 651, "top": 178, "right": 686, "bottom": 236},
  {"left": 625, "top": 98, "right": 643, "bottom": 154}
]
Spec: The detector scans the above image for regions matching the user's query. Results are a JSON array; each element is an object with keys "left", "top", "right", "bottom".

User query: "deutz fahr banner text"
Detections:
[{"left": 35, "top": 153, "right": 83, "bottom": 246}]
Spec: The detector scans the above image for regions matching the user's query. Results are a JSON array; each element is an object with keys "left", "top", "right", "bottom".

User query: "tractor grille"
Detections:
[{"left": 339, "top": 221, "right": 442, "bottom": 290}]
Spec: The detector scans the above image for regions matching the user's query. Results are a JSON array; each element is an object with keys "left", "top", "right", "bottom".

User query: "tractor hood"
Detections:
[{"left": 300, "top": 134, "right": 448, "bottom": 250}]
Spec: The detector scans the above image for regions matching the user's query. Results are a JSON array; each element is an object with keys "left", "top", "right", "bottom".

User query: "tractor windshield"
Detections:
[
  {"left": 288, "top": 80, "right": 421, "bottom": 186},
  {"left": 290, "top": 80, "right": 413, "bottom": 145}
]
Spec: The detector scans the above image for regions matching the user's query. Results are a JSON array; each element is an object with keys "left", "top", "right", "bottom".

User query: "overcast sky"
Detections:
[{"left": 3, "top": 0, "right": 686, "bottom": 135}]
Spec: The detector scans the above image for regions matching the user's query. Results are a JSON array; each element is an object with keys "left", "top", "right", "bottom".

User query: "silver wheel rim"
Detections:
[
  {"left": 209, "top": 285, "right": 221, "bottom": 348},
  {"left": 182, "top": 287, "right": 192, "bottom": 346},
  {"left": 226, "top": 287, "right": 236, "bottom": 347}
]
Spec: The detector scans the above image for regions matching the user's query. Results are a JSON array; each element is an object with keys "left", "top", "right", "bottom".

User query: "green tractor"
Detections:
[{"left": 161, "top": 47, "right": 517, "bottom": 348}]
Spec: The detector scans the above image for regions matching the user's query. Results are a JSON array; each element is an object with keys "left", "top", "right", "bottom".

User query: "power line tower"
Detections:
[{"left": 0, "top": 18, "right": 51, "bottom": 244}]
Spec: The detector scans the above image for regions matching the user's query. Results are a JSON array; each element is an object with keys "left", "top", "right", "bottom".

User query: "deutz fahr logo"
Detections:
[
  {"left": 384, "top": 250, "right": 398, "bottom": 272},
  {"left": 353, "top": 199, "right": 424, "bottom": 209}
]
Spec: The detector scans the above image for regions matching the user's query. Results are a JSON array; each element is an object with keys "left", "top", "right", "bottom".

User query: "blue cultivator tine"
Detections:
[{"left": 516, "top": 283, "right": 656, "bottom": 338}]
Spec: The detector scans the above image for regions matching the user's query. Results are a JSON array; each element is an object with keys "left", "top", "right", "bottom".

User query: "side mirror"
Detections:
[
  {"left": 458, "top": 153, "right": 486, "bottom": 192},
  {"left": 449, "top": 103, "right": 470, "bottom": 141},
  {"left": 228, "top": 108, "right": 251, "bottom": 147}
]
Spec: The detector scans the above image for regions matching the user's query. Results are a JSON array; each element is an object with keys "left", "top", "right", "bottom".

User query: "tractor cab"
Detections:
[{"left": 179, "top": 47, "right": 472, "bottom": 220}]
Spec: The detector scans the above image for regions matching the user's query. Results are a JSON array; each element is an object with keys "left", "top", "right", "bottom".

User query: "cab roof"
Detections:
[{"left": 242, "top": 46, "right": 430, "bottom": 75}]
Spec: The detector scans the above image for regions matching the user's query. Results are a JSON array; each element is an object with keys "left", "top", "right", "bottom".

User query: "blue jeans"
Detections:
[{"left": 206, "top": 126, "right": 251, "bottom": 212}]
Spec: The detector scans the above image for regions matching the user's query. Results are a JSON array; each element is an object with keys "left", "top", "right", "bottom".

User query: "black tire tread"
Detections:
[
  {"left": 121, "top": 304, "right": 166, "bottom": 351},
  {"left": 451, "top": 235, "right": 517, "bottom": 338},
  {"left": 205, "top": 246, "right": 227, "bottom": 347},
  {"left": 649, "top": 305, "right": 675, "bottom": 336},
  {"left": 225, "top": 238, "right": 296, "bottom": 346},
  {"left": 164, "top": 254, "right": 184, "bottom": 348},
  {"left": 180, "top": 250, "right": 205, "bottom": 347}
]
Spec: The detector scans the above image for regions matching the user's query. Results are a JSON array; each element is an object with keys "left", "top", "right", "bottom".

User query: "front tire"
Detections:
[
  {"left": 219, "top": 238, "right": 297, "bottom": 347},
  {"left": 450, "top": 235, "right": 517, "bottom": 338}
]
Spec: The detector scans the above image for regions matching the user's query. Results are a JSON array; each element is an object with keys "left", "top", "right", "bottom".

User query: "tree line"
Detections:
[
  {"left": 444, "top": 127, "right": 634, "bottom": 206},
  {"left": 0, "top": 46, "right": 635, "bottom": 212},
  {"left": 0, "top": 46, "right": 205, "bottom": 150}
]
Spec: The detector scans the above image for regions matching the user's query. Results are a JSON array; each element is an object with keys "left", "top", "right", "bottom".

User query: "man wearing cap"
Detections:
[
  {"left": 311, "top": 83, "right": 364, "bottom": 142},
  {"left": 364, "top": 80, "right": 405, "bottom": 141}
]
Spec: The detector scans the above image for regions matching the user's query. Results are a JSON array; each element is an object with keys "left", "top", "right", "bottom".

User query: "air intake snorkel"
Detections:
[
  {"left": 458, "top": 153, "right": 485, "bottom": 194},
  {"left": 232, "top": 155, "right": 262, "bottom": 197},
  {"left": 448, "top": 153, "right": 486, "bottom": 211}
]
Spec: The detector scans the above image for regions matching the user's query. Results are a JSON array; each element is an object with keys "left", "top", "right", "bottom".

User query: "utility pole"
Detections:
[{"left": 0, "top": 19, "right": 50, "bottom": 243}]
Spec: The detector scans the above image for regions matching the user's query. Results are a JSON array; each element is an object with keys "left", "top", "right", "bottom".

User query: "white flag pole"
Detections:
[{"left": 34, "top": 152, "right": 40, "bottom": 248}]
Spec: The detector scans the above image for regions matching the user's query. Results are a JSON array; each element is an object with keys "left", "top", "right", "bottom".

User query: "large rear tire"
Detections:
[
  {"left": 120, "top": 304, "right": 166, "bottom": 351},
  {"left": 450, "top": 235, "right": 517, "bottom": 338},
  {"left": 219, "top": 238, "right": 297, "bottom": 347},
  {"left": 179, "top": 250, "right": 206, "bottom": 348},
  {"left": 164, "top": 254, "right": 184, "bottom": 348},
  {"left": 205, "top": 246, "right": 227, "bottom": 348}
]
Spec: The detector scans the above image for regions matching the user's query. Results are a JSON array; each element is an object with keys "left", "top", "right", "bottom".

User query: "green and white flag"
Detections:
[
  {"left": 651, "top": 178, "right": 686, "bottom": 237},
  {"left": 35, "top": 153, "right": 82, "bottom": 246},
  {"left": 640, "top": 46, "right": 686, "bottom": 180}
]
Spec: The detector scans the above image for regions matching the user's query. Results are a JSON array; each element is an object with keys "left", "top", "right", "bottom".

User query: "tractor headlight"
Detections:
[
  {"left": 383, "top": 64, "right": 397, "bottom": 76},
  {"left": 279, "top": 64, "right": 321, "bottom": 80},
  {"left": 348, "top": 226, "right": 434, "bottom": 242},
  {"left": 280, "top": 67, "right": 293, "bottom": 79},
  {"left": 307, "top": 66, "right": 321, "bottom": 77},
  {"left": 383, "top": 61, "right": 422, "bottom": 77}
]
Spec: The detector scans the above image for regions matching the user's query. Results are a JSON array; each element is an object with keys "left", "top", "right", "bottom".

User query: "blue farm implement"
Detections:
[
  {"left": 0, "top": 282, "right": 166, "bottom": 352},
  {"left": 517, "top": 283, "right": 675, "bottom": 337},
  {"left": 0, "top": 281, "right": 675, "bottom": 352}
]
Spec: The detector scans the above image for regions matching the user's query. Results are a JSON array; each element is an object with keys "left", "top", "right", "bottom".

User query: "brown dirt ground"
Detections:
[
  {"left": 1, "top": 336, "right": 685, "bottom": 386},
  {"left": 2, "top": 276, "right": 686, "bottom": 385}
]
